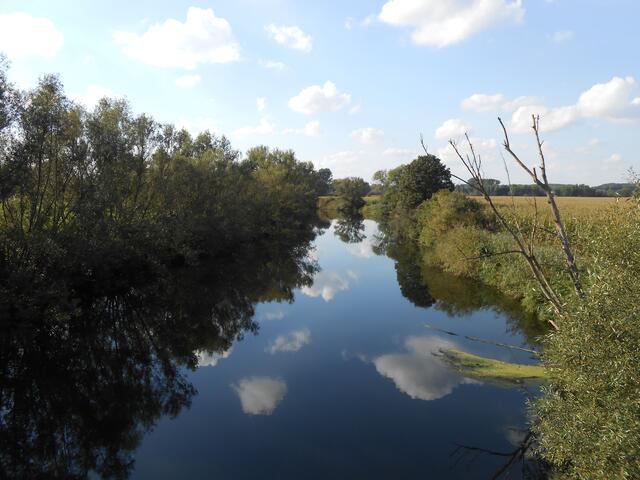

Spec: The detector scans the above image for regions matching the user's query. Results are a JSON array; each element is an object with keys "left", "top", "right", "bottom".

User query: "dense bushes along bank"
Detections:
[
  {"left": 370, "top": 153, "right": 640, "bottom": 479},
  {"left": 0, "top": 64, "right": 331, "bottom": 326}
]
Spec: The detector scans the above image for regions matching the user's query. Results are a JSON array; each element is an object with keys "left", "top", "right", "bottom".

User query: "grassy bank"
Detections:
[{"left": 375, "top": 184, "right": 640, "bottom": 479}]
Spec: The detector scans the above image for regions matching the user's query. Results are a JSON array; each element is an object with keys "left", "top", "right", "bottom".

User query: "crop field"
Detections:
[{"left": 478, "top": 196, "right": 624, "bottom": 219}]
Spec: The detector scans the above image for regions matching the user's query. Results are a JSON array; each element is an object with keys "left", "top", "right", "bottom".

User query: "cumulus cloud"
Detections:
[
  {"left": 0, "top": 12, "right": 63, "bottom": 60},
  {"left": 114, "top": 7, "right": 240, "bottom": 69},
  {"left": 196, "top": 347, "right": 232, "bottom": 367},
  {"left": 350, "top": 127, "right": 384, "bottom": 144},
  {"left": 175, "top": 74, "right": 201, "bottom": 88},
  {"left": 283, "top": 120, "right": 322, "bottom": 137},
  {"left": 373, "top": 336, "right": 477, "bottom": 401},
  {"left": 256, "top": 97, "right": 266, "bottom": 112},
  {"left": 378, "top": 0, "right": 525, "bottom": 47},
  {"left": 232, "top": 118, "right": 276, "bottom": 139},
  {"left": 435, "top": 118, "right": 471, "bottom": 140},
  {"left": 74, "top": 85, "right": 118, "bottom": 108},
  {"left": 289, "top": 81, "right": 351, "bottom": 114},
  {"left": 267, "top": 328, "right": 311, "bottom": 354},
  {"left": 461, "top": 93, "right": 540, "bottom": 112},
  {"left": 301, "top": 271, "right": 351, "bottom": 301},
  {"left": 232, "top": 377, "right": 287, "bottom": 415},
  {"left": 265, "top": 24, "right": 312, "bottom": 52},
  {"left": 510, "top": 76, "right": 640, "bottom": 132},
  {"left": 461, "top": 93, "right": 505, "bottom": 112}
]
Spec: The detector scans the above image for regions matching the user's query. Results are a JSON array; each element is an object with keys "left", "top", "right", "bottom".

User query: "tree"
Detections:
[
  {"left": 391, "top": 154, "right": 454, "bottom": 211},
  {"left": 333, "top": 177, "right": 370, "bottom": 212},
  {"left": 316, "top": 168, "right": 333, "bottom": 196}
]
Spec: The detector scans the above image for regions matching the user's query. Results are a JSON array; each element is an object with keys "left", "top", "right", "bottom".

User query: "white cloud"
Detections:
[
  {"left": 283, "top": 120, "right": 322, "bottom": 137},
  {"left": 502, "top": 95, "right": 541, "bottom": 111},
  {"left": 0, "top": 12, "right": 63, "bottom": 60},
  {"left": 176, "top": 117, "right": 218, "bottom": 136},
  {"left": 510, "top": 76, "right": 640, "bottom": 132},
  {"left": 349, "top": 104, "right": 363, "bottom": 115},
  {"left": 633, "top": 97, "right": 640, "bottom": 106},
  {"left": 461, "top": 93, "right": 505, "bottom": 112},
  {"left": 303, "top": 121, "right": 322, "bottom": 136},
  {"left": 175, "top": 74, "right": 201, "bottom": 88},
  {"left": 373, "top": 336, "right": 477, "bottom": 401},
  {"left": 74, "top": 85, "right": 118, "bottom": 108},
  {"left": 196, "top": 347, "right": 232, "bottom": 367},
  {"left": 604, "top": 153, "right": 623, "bottom": 164},
  {"left": 378, "top": 0, "right": 525, "bottom": 47},
  {"left": 265, "top": 24, "right": 312, "bottom": 52},
  {"left": 301, "top": 271, "right": 351, "bottom": 301},
  {"left": 461, "top": 93, "right": 540, "bottom": 112},
  {"left": 267, "top": 328, "right": 311, "bottom": 354},
  {"left": 256, "top": 97, "right": 266, "bottom": 112},
  {"left": 435, "top": 118, "right": 471, "bottom": 140},
  {"left": 383, "top": 147, "right": 418, "bottom": 157},
  {"left": 114, "top": 7, "right": 240, "bottom": 69},
  {"left": 550, "top": 30, "right": 574, "bottom": 43},
  {"left": 577, "top": 76, "right": 636, "bottom": 117},
  {"left": 232, "top": 118, "right": 276, "bottom": 139},
  {"left": 232, "top": 377, "right": 287, "bottom": 415},
  {"left": 289, "top": 81, "right": 351, "bottom": 114},
  {"left": 350, "top": 127, "right": 384, "bottom": 144},
  {"left": 259, "top": 59, "right": 287, "bottom": 71}
]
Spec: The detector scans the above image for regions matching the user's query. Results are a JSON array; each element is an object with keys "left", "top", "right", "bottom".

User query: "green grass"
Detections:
[{"left": 443, "top": 348, "right": 547, "bottom": 383}]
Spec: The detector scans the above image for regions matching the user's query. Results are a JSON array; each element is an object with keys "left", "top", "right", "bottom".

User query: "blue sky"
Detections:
[{"left": 1, "top": 0, "right": 638, "bottom": 184}]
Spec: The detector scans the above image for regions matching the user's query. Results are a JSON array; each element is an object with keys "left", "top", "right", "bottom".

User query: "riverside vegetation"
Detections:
[
  {"left": 0, "top": 62, "right": 334, "bottom": 477},
  {"left": 365, "top": 131, "right": 640, "bottom": 478},
  {"left": 2, "top": 55, "right": 639, "bottom": 479}
]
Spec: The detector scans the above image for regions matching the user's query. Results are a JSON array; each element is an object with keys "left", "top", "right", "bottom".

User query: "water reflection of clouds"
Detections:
[
  {"left": 373, "top": 336, "right": 478, "bottom": 401},
  {"left": 196, "top": 347, "right": 233, "bottom": 367},
  {"left": 346, "top": 238, "right": 374, "bottom": 258},
  {"left": 301, "top": 271, "right": 350, "bottom": 301},
  {"left": 267, "top": 328, "right": 311, "bottom": 354},
  {"left": 232, "top": 377, "right": 287, "bottom": 415},
  {"left": 262, "top": 309, "right": 286, "bottom": 321}
]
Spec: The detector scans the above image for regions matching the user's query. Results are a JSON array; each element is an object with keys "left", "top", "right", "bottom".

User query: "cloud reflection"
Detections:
[
  {"left": 301, "top": 271, "right": 350, "bottom": 301},
  {"left": 267, "top": 328, "right": 311, "bottom": 354},
  {"left": 196, "top": 347, "right": 233, "bottom": 367},
  {"left": 232, "top": 377, "right": 287, "bottom": 415},
  {"left": 373, "top": 336, "right": 477, "bottom": 401},
  {"left": 346, "top": 238, "right": 374, "bottom": 258}
]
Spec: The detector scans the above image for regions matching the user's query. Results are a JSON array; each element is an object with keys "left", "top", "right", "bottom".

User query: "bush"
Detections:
[{"left": 532, "top": 206, "right": 640, "bottom": 479}]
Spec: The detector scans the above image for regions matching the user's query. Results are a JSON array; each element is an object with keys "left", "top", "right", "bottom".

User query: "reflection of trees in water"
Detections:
[
  {"left": 333, "top": 213, "right": 366, "bottom": 244},
  {"left": 0, "top": 226, "right": 322, "bottom": 479},
  {"left": 371, "top": 224, "right": 547, "bottom": 344}
]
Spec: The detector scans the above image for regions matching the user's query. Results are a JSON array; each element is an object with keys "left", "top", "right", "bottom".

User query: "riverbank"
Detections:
[{"left": 361, "top": 183, "right": 640, "bottom": 479}]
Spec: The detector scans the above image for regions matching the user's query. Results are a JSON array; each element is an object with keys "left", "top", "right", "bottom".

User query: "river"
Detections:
[{"left": 127, "top": 217, "right": 542, "bottom": 479}]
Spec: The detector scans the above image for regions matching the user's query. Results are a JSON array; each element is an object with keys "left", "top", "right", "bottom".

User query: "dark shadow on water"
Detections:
[{"left": 0, "top": 220, "right": 325, "bottom": 479}]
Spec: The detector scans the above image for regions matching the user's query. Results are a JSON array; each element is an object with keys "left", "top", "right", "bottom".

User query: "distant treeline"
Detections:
[{"left": 455, "top": 178, "right": 635, "bottom": 197}]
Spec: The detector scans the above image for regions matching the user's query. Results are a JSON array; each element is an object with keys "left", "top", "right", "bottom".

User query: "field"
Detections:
[{"left": 473, "top": 195, "right": 623, "bottom": 220}]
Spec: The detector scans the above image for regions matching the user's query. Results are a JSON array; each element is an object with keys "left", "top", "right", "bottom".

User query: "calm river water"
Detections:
[{"left": 129, "top": 218, "right": 542, "bottom": 479}]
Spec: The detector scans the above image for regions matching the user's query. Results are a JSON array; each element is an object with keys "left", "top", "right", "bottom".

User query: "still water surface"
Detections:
[{"left": 129, "top": 219, "right": 540, "bottom": 479}]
